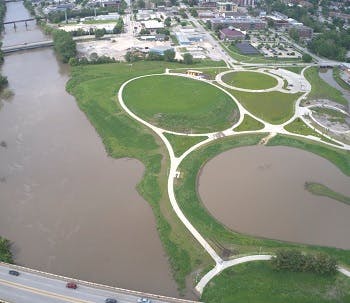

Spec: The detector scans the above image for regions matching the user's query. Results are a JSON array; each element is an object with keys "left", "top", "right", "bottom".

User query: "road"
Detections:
[
  {"left": 188, "top": 16, "right": 235, "bottom": 68},
  {"left": 0, "top": 264, "right": 198, "bottom": 303}
]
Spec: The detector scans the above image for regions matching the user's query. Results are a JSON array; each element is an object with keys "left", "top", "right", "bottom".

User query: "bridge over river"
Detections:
[{"left": 0, "top": 262, "right": 199, "bottom": 303}]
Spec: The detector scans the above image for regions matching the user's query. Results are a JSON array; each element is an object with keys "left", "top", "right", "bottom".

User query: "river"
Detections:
[
  {"left": 0, "top": 1, "right": 178, "bottom": 296},
  {"left": 199, "top": 146, "right": 350, "bottom": 250}
]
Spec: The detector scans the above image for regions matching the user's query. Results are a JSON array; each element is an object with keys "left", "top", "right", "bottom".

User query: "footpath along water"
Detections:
[{"left": 0, "top": 1, "right": 178, "bottom": 296}]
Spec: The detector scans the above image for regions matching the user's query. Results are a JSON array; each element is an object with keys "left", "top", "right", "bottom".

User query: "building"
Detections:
[
  {"left": 211, "top": 17, "right": 267, "bottom": 30},
  {"left": 175, "top": 28, "right": 205, "bottom": 45},
  {"left": 141, "top": 20, "right": 164, "bottom": 31},
  {"left": 220, "top": 27, "right": 245, "bottom": 40},
  {"left": 293, "top": 25, "right": 313, "bottom": 39},
  {"left": 237, "top": 0, "right": 255, "bottom": 7},
  {"left": 149, "top": 46, "right": 174, "bottom": 55},
  {"left": 100, "top": 0, "right": 120, "bottom": 8},
  {"left": 187, "top": 70, "right": 203, "bottom": 77},
  {"left": 217, "top": 2, "right": 238, "bottom": 12}
]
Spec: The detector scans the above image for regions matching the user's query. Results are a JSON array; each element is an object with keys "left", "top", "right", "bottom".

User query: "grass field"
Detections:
[
  {"left": 201, "top": 261, "right": 350, "bottom": 303},
  {"left": 305, "top": 182, "right": 350, "bottom": 206},
  {"left": 221, "top": 71, "right": 278, "bottom": 90},
  {"left": 164, "top": 133, "right": 207, "bottom": 157},
  {"left": 234, "top": 114, "right": 265, "bottom": 131},
  {"left": 304, "top": 67, "right": 348, "bottom": 106},
  {"left": 230, "top": 89, "right": 302, "bottom": 124},
  {"left": 123, "top": 75, "right": 239, "bottom": 133}
]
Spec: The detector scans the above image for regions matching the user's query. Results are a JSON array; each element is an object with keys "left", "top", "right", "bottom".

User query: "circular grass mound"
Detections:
[
  {"left": 123, "top": 75, "right": 239, "bottom": 133},
  {"left": 222, "top": 71, "right": 278, "bottom": 90}
]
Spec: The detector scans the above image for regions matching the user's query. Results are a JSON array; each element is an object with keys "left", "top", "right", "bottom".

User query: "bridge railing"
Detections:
[{"left": 0, "top": 262, "right": 200, "bottom": 303}]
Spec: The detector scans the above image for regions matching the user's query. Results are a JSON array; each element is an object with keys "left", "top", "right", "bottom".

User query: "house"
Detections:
[{"left": 220, "top": 27, "right": 245, "bottom": 40}]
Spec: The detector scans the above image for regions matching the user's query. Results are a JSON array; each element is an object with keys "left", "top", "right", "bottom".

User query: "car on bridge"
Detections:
[
  {"left": 8, "top": 270, "right": 20, "bottom": 276},
  {"left": 105, "top": 299, "right": 117, "bottom": 303},
  {"left": 66, "top": 282, "right": 78, "bottom": 289},
  {"left": 137, "top": 298, "right": 152, "bottom": 303}
]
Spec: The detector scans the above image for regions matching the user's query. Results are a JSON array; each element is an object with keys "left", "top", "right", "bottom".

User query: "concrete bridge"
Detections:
[
  {"left": 1, "top": 40, "right": 54, "bottom": 54},
  {"left": 0, "top": 262, "right": 200, "bottom": 303}
]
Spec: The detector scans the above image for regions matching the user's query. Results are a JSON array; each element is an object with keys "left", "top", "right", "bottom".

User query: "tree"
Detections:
[
  {"left": 113, "top": 17, "right": 124, "bottom": 34},
  {"left": 52, "top": 30, "right": 77, "bottom": 63},
  {"left": 302, "top": 53, "right": 312, "bottom": 62},
  {"left": 164, "top": 49, "right": 175, "bottom": 62},
  {"left": 189, "top": 8, "right": 198, "bottom": 17},
  {"left": 289, "top": 27, "right": 300, "bottom": 42},
  {"left": 136, "top": 0, "right": 145, "bottom": 8},
  {"left": 183, "top": 53, "right": 193, "bottom": 64},
  {"left": 205, "top": 20, "right": 211, "bottom": 29},
  {"left": 164, "top": 17, "right": 171, "bottom": 27},
  {"left": 95, "top": 28, "right": 106, "bottom": 38}
]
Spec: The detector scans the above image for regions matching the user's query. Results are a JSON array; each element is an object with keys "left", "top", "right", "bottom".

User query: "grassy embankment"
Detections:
[
  {"left": 333, "top": 67, "right": 350, "bottom": 91},
  {"left": 228, "top": 89, "right": 302, "bottom": 124},
  {"left": 164, "top": 133, "right": 208, "bottom": 157},
  {"left": 233, "top": 114, "right": 264, "bottom": 132},
  {"left": 305, "top": 182, "right": 350, "bottom": 206},
  {"left": 123, "top": 75, "right": 239, "bottom": 133},
  {"left": 175, "top": 133, "right": 350, "bottom": 266},
  {"left": 312, "top": 107, "right": 348, "bottom": 124},
  {"left": 282, "top": 66, "right": 305, "bottom": 74},
  {"left": 304, "top": 67, "right": 348, "bottom": 106},
  {"left": 202, "top": 261, "right": 350, "bottom": 303},
  {"left": 66, "top": 61, "right": 230, "bottom": 293},
  {"left": 284, "top": 118, "right": 340, "bottom": 145},
  {"left": 221, "top": 71, "right": 278, "bottom": 90},
  {"left": 0, "top": 237, "right": 12, "bottom": 263}
]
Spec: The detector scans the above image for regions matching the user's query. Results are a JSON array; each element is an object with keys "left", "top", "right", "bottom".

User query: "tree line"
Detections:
[{"left": 272, "top": 249, "right": 338, "bottom": 275}]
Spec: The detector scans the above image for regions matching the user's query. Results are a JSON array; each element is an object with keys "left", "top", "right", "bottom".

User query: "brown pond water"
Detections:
[
  {"left": 0, "top": 1, "right": 178, "bottom": 296},
  {"left": 198, "top": 146, "right": 350, "bottom": 249}
]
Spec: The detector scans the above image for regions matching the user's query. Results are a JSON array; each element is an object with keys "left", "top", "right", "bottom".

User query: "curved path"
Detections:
[
  {"left": 216, "top": 69, "right": 284, "bottom": 93},
  {"left": 117, "top": 66, "right": 350, "bottom": 297}
]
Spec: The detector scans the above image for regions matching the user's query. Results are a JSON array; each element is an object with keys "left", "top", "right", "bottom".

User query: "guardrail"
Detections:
[{"left": 0, "top": 262, "right": 200, "bottom": 303}]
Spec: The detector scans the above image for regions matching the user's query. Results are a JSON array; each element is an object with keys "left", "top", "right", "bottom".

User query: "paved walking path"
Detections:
[{"left": 117, "top": 65, "right": 350, "bottom": 297}]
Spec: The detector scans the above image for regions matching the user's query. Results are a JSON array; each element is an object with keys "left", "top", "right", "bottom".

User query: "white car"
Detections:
[{"left": 137, "top": 298, "right": 152, "bottom": 303}]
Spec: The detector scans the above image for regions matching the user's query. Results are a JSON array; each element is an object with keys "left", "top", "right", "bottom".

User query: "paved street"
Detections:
[{"left": 0, "top": 264, "right": 198, "bottom": 303}]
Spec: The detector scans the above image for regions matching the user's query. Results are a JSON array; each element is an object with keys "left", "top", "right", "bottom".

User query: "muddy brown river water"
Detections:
[
  {"left": 199, "top": 146, "right": 350, "bottom": 249},
  {"left": 0, "top": 1, "right": 178, "bottom": 296}
]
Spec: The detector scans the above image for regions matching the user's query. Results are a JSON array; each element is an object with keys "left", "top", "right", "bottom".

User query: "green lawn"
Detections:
[
  {"left": 234, "top": 114, "right": 265, "bottom": 131},
  {"left": 304, "top": 67, "right": 348, "bottom": 106},
  {"left": 202, "top": 261, "right": 350, "bottom": 303},
  {"left": 231, "top": 89, "right": 302, "bottom": 124},
  {"left": 305, "top": 182, "right": 350, "bottom": 206},
  {"left": 164, "top": 133, "right": 207, "bottom": 157},
  {"left": 123, "top": 75, "right": 239, "bottom": 133},
  {"left": 221, "top": 71, "right": 278, "bottom": 90}
]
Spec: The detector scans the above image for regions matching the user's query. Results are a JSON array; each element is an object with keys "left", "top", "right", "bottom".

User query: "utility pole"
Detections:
[{"left": 65, "top": 9, "right": 68, "bottom": 24}]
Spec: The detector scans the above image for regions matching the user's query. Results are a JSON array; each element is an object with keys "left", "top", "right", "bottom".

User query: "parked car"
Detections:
[
  {"left": 8, "top": 270, "right": 20, "bottom": 276},
  {"left": 137, "top": 298, "right": 152, "bottom": 303},
  {"left": 66, "top": 282, "right": 78, "bottom": 289},
  {"left": 105, "top": 299, "right": 117, "bottom": 303}
]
